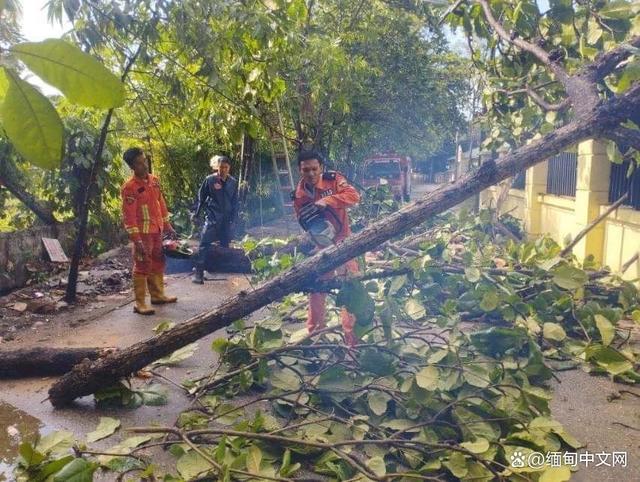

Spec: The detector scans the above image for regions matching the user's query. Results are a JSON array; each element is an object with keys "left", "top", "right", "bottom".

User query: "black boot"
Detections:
[{"left": 192, "top": 268, "right": 204, "bottom": 284}]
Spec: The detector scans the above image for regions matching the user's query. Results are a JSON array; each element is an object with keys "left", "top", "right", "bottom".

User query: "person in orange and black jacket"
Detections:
[
  {"left": 292, "top": 150, "right": 361, "bottom": 346},
  {"left": 121, "top": 147, "right": 178, "bottom": 315}
]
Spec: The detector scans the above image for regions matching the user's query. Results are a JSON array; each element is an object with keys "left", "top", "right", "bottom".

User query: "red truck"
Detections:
[{"left": 361, "top": 154, "right": 412, "bottom": 201}]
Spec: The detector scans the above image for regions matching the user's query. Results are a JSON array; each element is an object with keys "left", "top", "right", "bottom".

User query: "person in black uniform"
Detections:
[{"left": 191, "top": 155, "right": 239, "bottom": 284}]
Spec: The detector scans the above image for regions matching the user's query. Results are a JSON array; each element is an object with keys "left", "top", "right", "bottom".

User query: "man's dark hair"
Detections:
[
  {"left": 297, "top": 150, "right": 323, "bottom": 167},
  {"left": 218, "top": 155, "right": 231, "bottom": 166},
  {"left": 123, "top": 147, "right": 144, "bottom": 168}
]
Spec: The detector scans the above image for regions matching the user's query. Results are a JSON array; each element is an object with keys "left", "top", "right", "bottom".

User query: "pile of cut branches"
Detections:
[{"left": 13, "top": 210, "right": 640, "bottom": 481}]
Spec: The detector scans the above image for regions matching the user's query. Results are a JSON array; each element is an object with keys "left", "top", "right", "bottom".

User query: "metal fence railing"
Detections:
[
  {"left": 546, "top": 152, "right": 577, "bottom": 197},
  {"left": 609, "top": 160, "right": 640, "bottom": 210}
]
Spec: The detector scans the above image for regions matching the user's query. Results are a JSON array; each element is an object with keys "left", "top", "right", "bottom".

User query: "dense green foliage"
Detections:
[
  {"left": 13, "top": 210, "right": 640, "bottom": 481},
  {"left": 445, "top": 0, "right": 640, "bottom": 157}
]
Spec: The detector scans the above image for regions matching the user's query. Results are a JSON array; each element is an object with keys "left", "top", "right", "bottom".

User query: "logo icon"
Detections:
[{"left": 510, "top": 451, "right": 526, "bottom": 468}]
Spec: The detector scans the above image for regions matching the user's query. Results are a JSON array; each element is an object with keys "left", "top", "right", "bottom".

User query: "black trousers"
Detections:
[{"left": 196, "top": 221, "right": 232, "bottom": 269}]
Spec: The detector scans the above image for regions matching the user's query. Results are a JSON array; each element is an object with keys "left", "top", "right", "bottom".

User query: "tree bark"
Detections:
[
  {"left": 64, "top": 109, "right": 114, "bottom": 303},
  {"left": 47, "top": 82, "right": 640, "bottom": 407},
  {"left": 0, "top": 347, "right": 113, "bottom": 378},
  {"left": 65, "top": 47, "right": 141, "bottom": 303},
  {"left": 0, "top": 158, "right": 59, "bottom": 225}
]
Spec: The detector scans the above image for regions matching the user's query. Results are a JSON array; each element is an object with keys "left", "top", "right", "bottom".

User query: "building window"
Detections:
[
  {"left": 546, "top": 152, "right": 577, "bottom": 197},
  {"left": 609, "top": 159, "right": 640, "bottom": 210}
]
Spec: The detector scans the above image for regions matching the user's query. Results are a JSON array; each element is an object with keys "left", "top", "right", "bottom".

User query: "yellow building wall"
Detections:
[
  {"left": 536, "top": 194, "right": 578, "bottom": 249},
  {"left": 479, "top": 140, "right": 639, "bottom": 282},
  {"left": 602, "top": 207, "right": 640, "bottom": 281}
]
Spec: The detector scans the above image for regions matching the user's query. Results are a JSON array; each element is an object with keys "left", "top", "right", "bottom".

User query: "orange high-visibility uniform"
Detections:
[
  {"left": 293, "top": 171, "right": 361, "bottom": 345},
  {"left": 121, "top": 174, "right": 172, "bottom": 275}
]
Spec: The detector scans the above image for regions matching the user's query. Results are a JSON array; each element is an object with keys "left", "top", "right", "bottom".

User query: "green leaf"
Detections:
[
  {"left": 11, "top": 39, "right": 125, "bottom": 108},
  {"left": 464, "top": 267, "right": 481, "bottom": 283},
  {"left": 594, "top": 314, "right": 615, "bottom": 346},
  {"left": 479, "top": 290, "right": 499, "bottom": 311},
  {"left": 36, "top": 431, "right": 75, "bottom": 456},
  {"left": 632, "top": 309, "right": 640, "bottom": 324},
  {"left": 86, "top": 417, "right": 120, "bottom": 443},
  {"left": 368, "top": 391, "right": 391, "bottom": 416},
  {"left": 543, "top": 322, "right": 567, "bottom": 342},
  {"left": 405, "top": 297, "right": 426, "bottom": 320},
  {"left": 211, "top": 338, "right": 229, "bottom": 354},
  {"left": 153, "top": 320, "right": 175, "bottom": 333},
  {"left": 270, "top": 367, "right": 301, "bottom": 391},
  {"left": 469, "top": 327, "right": 529, "bottom": 357},
  {"left": 586, "top": 18, "right": 602, "bottom": 45},
  {"left": 415, "top": 366, "right": 439, "bottom": 390},
  {"left": 336, "top": 280, "right": 375, "bottom": 325},
  {"left": 247, "top": 445, "right": 263, "bottom": 474},
  {"left": 463, "top": 363, "right": 491, "bottom": 388},
  {"left": 607, "top": 141, "right": 624, "bottom": 164},
  {"left": 460, "top": 438, "right": 490, "bottom": 454},
  {"left": 0, "top": 68, "right": 8, "bottom": 104},
  {"left": 388, "top": 274, "right": 407, "bottom": 295},
  {"left": 18, "top": 442, "right": 45, "bottom": 467},
  {"left": 551, "top": 265, "right": 588, "bottom": 290},
  {"left": 153, "top": 343, "right": 198, "bottom": 366},
  {"left": 617, "top": 62, "right": 640, "bottom": 93},
  {"left": 0, "top": 69, "right": 63, "bottom": 169},
  {"left": 443, "top": 451, "right": 468, "bottom": 478},
  {"left": 599, "top": 0, "right": 632, "bottom": 20},
  {"left": 367, "top": 456, "right": 386, "bottom": 476},
  {"left": 176, "top": 450, "right": 213, "bottom": 480},
  {"left": 53, "top": 458, "right": 97, "bottom": 482},
  {"left": 98, "top": 436, "right": 152, "bottom": 463},
  {"left": 540, "top": 466, "right": 571, "bottom": 482}
]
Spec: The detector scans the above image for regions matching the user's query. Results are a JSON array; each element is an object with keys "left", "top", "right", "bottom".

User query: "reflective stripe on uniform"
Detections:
[{"left": 142, "top": 205, "right": 151, "bottom": 234}]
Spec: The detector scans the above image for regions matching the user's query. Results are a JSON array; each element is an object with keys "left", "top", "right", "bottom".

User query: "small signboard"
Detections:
[{"left": 42, "top": 238, "right": 70, "bottom": 263}]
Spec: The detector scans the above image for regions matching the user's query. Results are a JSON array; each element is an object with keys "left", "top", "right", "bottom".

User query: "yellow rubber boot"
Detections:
[
  {"left": 133, "top": 275, "right": 155, "bottom": 315},
  {"left": 148, "top": 274, "right": 178, "bottom": 304}
]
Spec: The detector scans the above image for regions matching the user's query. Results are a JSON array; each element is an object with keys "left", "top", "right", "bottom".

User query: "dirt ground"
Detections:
[{"left": 0, "top": 201, "right": 639, "bottom": 481}]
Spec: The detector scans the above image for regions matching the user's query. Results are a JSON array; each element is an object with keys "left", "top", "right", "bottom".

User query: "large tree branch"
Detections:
[
  {"left": 583, "top": 36, "right": 640, "bottom": 81},
  {"left": 525, "top": 86, "right": 571, "bottom": 112},
  {"left": 47, "top": 81, "right": 640, "bottom": 407},
  {"left": 496, "top": 85, "right": 570, "bottom": 112},
  {"left": 0, "top": 158, "right": 59, "bottom": 225},
  {"left": 476, "top": 0, "right": 605, "bottom": 114},
  {"left": 602, "top": 126, "right": 640, "bottom": 152},
  {"left": 477, "top": 0, "right": 564, "bottom": 77}
]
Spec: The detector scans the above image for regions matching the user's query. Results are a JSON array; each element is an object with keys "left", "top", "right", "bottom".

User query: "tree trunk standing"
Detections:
[
  {"left": 47, "top": 83, "right": 640, "bottom": 406},
  {"left": 0, "top": 158, "right": 58, "bottom": 225},
  {"left": 0, "top": 347, "right": 113, "bottom": 378},
  {"left": 64, "top": 47, "right": 142, "bottom": 303},
  {"left": 238, "top": 134, "right": 254, "bottom": 207},
  {"left": 64, "top": 109, "right": 114, "bottom": 303}
]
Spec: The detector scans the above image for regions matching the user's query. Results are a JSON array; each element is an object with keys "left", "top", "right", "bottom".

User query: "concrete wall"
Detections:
[
  {"left": 480, "top": 139, "right": 640, "bottom": 281},
  {"left": 0, "top": 223, "right": 74, "bottom": 293}
]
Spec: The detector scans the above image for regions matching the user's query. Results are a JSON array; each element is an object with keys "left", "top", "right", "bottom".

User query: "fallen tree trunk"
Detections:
[
  {"left": 47, "top": 83, "right": 640, "bottom": 406},
  {"left": 0, "top": 347, "right": 113, "bottom": 378}
]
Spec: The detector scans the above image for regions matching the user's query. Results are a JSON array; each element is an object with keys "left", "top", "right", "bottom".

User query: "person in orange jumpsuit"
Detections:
[
  {"left": 292, "top": 150, "right": 361, "bottom": 346},
  {"left": 121, "top": 147, "right": 178, "bottom": 315}
]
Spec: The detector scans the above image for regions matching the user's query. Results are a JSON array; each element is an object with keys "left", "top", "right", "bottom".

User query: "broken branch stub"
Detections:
[{"left": 47, "top": 83, "right": 640, "bottom": 406}]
